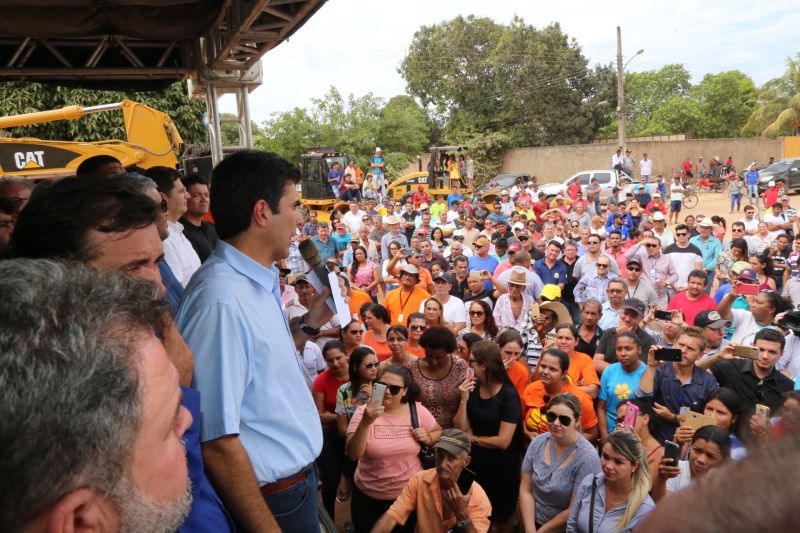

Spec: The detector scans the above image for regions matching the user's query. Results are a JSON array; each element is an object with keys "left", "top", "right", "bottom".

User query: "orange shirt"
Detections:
[
  {"left": 386, "top": 469, "right": 492, "bottom": 533},
  {"left": 567, "top": 351, "right": 600, "bottom": 389},
  {"left": 522, "top": 381, "right": 598, "bottom": 433},
  {"left": 407, "top": 343, "right": 425, "bottom": 357},
  {"left": 348, "top": 288, "right": 373, "bottom": 323},
  {"left": 507, "top": 361, "right": 530, "bottom": 410},
  {"left": 384, "top": 286, "right": 430, "bottom": 326},
  {"left": 416, "top": 267, "right": 433, "bottom": 292},
  {"left": 363, "top": 330, "right": 392, "bottom": 362}
]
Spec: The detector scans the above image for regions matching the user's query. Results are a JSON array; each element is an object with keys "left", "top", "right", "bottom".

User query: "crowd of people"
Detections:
[{"left": 1, "top": 149, "right": 800, "bottom": 533}]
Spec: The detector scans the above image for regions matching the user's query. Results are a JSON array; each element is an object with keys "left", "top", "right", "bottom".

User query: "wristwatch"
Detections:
[
  {"left": 456, "top": 516, "right": 472, "bottom": 530},
  {"left": 299, "top": 314, "right": 321, "bottom": 336}
]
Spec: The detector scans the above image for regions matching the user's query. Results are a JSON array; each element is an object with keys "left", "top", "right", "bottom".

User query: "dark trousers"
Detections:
[
  {"left": 351, "top": 484, "right": 395, "bottom": 533},
  {"left": 317, "top": 428, "right": 345, "bottom": 519}
]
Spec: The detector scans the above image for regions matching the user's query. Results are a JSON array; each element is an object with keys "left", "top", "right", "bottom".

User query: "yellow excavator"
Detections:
[{"left": 0, "top": 99, "right": 182, "bottom": 178}]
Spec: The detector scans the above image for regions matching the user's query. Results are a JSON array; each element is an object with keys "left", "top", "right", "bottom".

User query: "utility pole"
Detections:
[{"left": 616, "top": 26, "right": 625, "bottom": 151}]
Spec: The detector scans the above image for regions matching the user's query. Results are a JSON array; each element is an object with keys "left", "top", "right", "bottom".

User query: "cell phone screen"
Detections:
[
  {"left": 664, "top": 440, "right": 680, "bottom": 466},
  {"left": 457, "top": 467, "right": 476, "bottom": 495},
  {"left": 655, "top": 348, "right": 683, "bottom": 362},
  {"left": 654, "top": 310, "right": 673, "bottom": 320}
]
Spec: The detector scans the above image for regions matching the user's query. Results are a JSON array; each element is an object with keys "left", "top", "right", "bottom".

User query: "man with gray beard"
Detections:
[{"left": 0, "top": 259, "right": 192, "bottom": 532}]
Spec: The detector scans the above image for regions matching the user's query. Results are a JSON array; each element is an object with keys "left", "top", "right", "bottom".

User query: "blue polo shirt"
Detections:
[
  {"left": 533, "top": 257, "right": 569, "bottom": 286},
  {"left": 311, "top": 236, "right": 338, "bottom": 262},
  {"left": 177, "top": 242, "right": 323, "bottom": 484},
  {"left": 469, "top": 254, "right": 499, "bottom": 290}
]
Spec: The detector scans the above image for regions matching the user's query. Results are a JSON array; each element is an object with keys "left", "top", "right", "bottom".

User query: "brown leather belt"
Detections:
[{"left": 259, "top": 464, "right": 313, "bottom": 496}]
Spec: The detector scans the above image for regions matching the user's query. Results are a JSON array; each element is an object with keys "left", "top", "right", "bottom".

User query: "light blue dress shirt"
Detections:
[{"left": 177, "top": 241, "right": 323, "bottom": 484}]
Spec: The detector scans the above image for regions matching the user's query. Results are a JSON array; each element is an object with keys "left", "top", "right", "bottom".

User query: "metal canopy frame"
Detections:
[{"left": 0, "top": 0, "right": 327, "bottom": 164}]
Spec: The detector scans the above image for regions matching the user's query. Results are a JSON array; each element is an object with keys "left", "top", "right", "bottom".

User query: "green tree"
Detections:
[
  {"left": 0, "top": 81, "right": 207, "bottom": 144},
  {"left": 399, "top": 15, "right": 613, "bottom": 147},
  {"left": 742, "top": 53, "right": 800, "bottom": 136},
  {"left": 692, "top": 70, "right": 756, "bottom": 138},
  {"left": 624, "top": 64, "right": 693, "bottom": 136},
  {"left": 376, "top": 95, "right": 430, "bottom": 156},
  {"left": 641, "top": 95, "right": 701, "bottom": 136},
  {"left": 219, "top": 113, "right": 263, "bottom": 147}
]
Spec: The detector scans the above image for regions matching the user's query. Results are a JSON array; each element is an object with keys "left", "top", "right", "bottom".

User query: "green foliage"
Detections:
[
  {"left": 743, "top": 53, "right": 800, "bottom": 137},
  {"left": 399, "top": 15, "right": 614, "bottom": 148},
  {"left": 255, "top": 86, "right": 431, "bottom": 176},
  {"left": 692, "top": 71, "right": 756, "bottom": 138},
  {"left": 642, "top": 96, "right": 701, "bottom": 136},
  {"left": 219, "top": 112, "right": 263, "bottom": 147},
  {"left": 0, "top": 81, "right": 207, "bottom": 144},
  {"left": 624, "top": 64, "right": 693, "bottom": 135}
]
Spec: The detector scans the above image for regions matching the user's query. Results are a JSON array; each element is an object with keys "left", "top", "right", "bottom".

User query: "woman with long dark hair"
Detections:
[
  {"left": 748, "top": 252, "right": 776, "bottom": 292},
  {"left": 336, "top": 346, "right": 379, "bottom": 436},
  {"left": 346, "top": 364, "right": 442, "bottom": 532},
  {"left": 380, "top": 325, "right": 416, "bottom": 370},
  {"left": 568, "top": 431, "right": 655, "bottom": 532},
  {"left": 405, "top": 312, "right": 426, "bottom": 357},
  {"left": 341, "top": 319, "right": 364, "bottom": 358},
  {"left": 348, "top": 245, "right": 379, "bottom": 298},
  {"left": 458, "top": 299, "right": 498, "bottom": 340},
  {"left": 363, "top": 303, "right": 392, "bottom": 362},
  {"left": 673, "top": 387, "right": 744, "bottom": 460},
  {"left": 313, "top": 341, "right": 351, "bottom": 519},
  {"left": 454, "top": 340, "right": 522, "bottom": 532}
]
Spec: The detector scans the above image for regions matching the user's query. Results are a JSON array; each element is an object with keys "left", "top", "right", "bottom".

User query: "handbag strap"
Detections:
[
  {"left": 409, "top": 401, "right": 420, "bottom": 429},
  {"left": 589, "top": 475, "right": 597, "bottom": 533}
]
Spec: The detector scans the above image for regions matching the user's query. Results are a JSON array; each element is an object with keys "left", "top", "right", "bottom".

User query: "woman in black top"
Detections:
[{"left": 454, "top": 339, "right": 522, "bottom": 532}]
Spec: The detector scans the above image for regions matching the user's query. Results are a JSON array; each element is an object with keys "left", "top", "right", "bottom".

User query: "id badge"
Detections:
[
  {"left": 398, "top": 313, "right": 404, "bottom": 323},
  {"left": 650, "top": 269, "right": 656, "bottom": 277}
]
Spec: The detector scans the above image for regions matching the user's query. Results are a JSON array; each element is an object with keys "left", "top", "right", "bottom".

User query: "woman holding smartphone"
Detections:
[
  {"left": 336, "top": 346, "right": 379, "bottom": 436},
  {"left": 567, "top": 431, "right": 655, "bottom": 532},
  {"left": 346, "top": 365, "right": 441, "bottom": 532},
  {"left": 519, "top": 394, "right": 601, "bottom": 532},
  {"left": 454, "top": 340, "right": 522, "bottom": 533},
  {"left": 614, "top": 399, "right": 665, "bottom": 485},
  {"left": 652, "top": 425, "right": 731, "bottom": 501},
  {"left": 672, "top": 387, "right": 745, "bottom": 460}
]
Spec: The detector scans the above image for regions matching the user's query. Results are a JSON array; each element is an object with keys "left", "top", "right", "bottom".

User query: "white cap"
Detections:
[
  {"left": 375, "top": 146, "right": 382, "bottom": 152},
  {"left": 512, "top": 222, "right": 525, "bottom": 230},
  {"left": 769, "top": 180, "right": 775, "bottom": 187}
]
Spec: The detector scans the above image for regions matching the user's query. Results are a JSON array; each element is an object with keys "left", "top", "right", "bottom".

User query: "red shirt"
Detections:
[
  {"left": 313, "top": 370, "right": 348, "bottom": 430},
  {"left": 412, "top": 191, "right": 430, "bottom": 208},
  {"left": 667, "top": 291, "right": 718, "bottom": 327},
  {"left": 683, "top": 160, "right": 692, "bottom": 172},
  {"left": 533, "top": 201, "right": 549, "bottom": 222},
  {"left": 645, "top": 201, "right": 667, "bottom": 214}
]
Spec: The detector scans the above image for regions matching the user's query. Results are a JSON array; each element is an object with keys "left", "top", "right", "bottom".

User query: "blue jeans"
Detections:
[
  {"left": 748, "top": 185, "right": 758, "bottom": 204},
  {"left": 731, "top": 193, "right": 742, "bottom": 211},
  {"left": 263, "top": 465, "right": 320, "bottom": 531},
  {"left": 706, "top": 270, "right": 715, "bottom": 294}
]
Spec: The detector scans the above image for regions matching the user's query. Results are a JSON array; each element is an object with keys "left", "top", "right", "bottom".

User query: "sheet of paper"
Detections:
[{"left": 329, "top": 271, "right": 351, "bottom": 326}]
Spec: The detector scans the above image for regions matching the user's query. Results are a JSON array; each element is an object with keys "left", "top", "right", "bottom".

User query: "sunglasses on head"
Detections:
[
  {"left": 546, "top": 412, "right": 573, "bottom": 426},
  {"left": 375, "top": 381, "right": 403, "bottom": 395}
]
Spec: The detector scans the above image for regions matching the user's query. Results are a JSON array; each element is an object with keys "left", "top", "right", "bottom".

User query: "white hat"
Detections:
[
  {"left": 512, "top": 222, "right": 525, "bottom": 230},
  {"left": 385, "top": 215, "right": 400, "bottom": 225},
  {"left": 375, "top": 146, "right": 382, "bottom": 152},
  {"left": 652, "top": 211, "right": 666, "bottom": 221},
  {"left": 768, "top": 180, "right": 775, "bottom": 187},
  {"left": 419, "top": 202, "right": 429, "bottom": 210}
]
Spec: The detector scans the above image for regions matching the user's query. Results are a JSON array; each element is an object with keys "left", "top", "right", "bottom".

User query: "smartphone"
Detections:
[
  {"left": 738, "top": 283, "right": 759, "bottom": 296},
  {"left": 723, "top": 327, "right": 734, "bottom": 342},
  {"left": 683, "top": 411, "right": 718, "bottom": 430},
  {"left": 622, "top": 403, "right": 639, "bottom": 429},
  {"left": 403, "top": 247, "right": 414, "bottom": 257},
  {"left": 733, "top": 345, "right": 760, "bottom": 360},
  {"left": 654, "top": 310, "right": 673, "bottom": 320},
  {"left": 457, "top": 467, "right": 476, "bottom": 495},
  {"left": 545, "top": 331, "right": 557, "bottom": 345},
  {"left": 655, "top": 348, "right": 683, "bottom": 362},
  {"left": 664, "top": 440, "right": 680, "bottom": 466},
  {"left": 368, "top": 382, "right": 386, "bottom": 409},
  {"left": 530, "top": 302, "right": 540, "bottom": 319},
  {"left": 754, "top": 404, "right": 770, "bottom": 425},
  {"left": 466, "top": 367, "right": 475, "bottom": 381}
]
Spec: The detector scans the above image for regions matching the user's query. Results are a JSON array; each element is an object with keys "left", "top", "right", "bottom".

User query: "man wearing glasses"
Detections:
[
  {"left": 737, "top": 205, "right": 760, "bottom": 235},
  {"left": 621, "top": 257, "right": 659, "bottom": 307},
  {"left": 690, "top": 220, "right": 723, "bottom": 292},
  {"left": 664, "top": 224, "right": 704, "bottom": 292},
  {"left": 574, "top": 257, "right": 619, "bottom": 306},
  {"left": 625, "top": 236, "right": 677, "bottom": 307},
  {"left": 598, "top": 279, "right": 627, "bottom": 330},
  {"left": 469, "top": 236, "right": 499, "bottom": 291},
  {"left": 574, "top": 235, "right": 621, "bottom": 279}
]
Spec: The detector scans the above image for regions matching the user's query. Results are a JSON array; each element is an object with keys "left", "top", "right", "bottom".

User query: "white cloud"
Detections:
[{"left": 220, "top": 0, "right": 800, "bottom": 124}]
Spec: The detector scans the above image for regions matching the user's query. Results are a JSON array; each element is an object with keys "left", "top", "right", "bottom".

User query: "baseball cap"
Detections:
[
  {"left": 626, "top": 257, "right": 643, "bottom": 267},
  {"left": 474, "top": 236, "right": 490, "bottom": 247},
  {"left": 289, "top": 273, "right": 310, "bottom": 286},
  {"left": 417, "top": 184, "right": 424, "bottom": 190},
  {"left": 540, "top": 284, "right": 561, "bottom": 301},
  {"left": 434, "top": 428, "right": 471, "bottom": 455},
  {"left": 507, "top": 242, "right": 521, "bottom": 252},
  {"left": 433, "top": 272, "right": 451, "bottom": 283},
  {"left": 416, "top": 227, "right": 427, "bottom": 235},
  {"left": 782, "top": 195, "right": 791, "bottom": 201},
  {"left": 738, "top": 268, "right": 758, "bottom": 282},
  {"left": 399, "top": 264, "right": 420, "bottom": 276},
  {"left": 513, "top": 222, "right": 525, "bottom": 230},
  {"left": 768, "top": 180, "right": 775, "bottom": 187},
  {"left": 500, "top": 189, "right": 509, "bottom": 195},
  {"left": 375, "top": 146, "right": 381, "bottom": 152},
  {"left": 622, "top": 298, "right": 647, "bottom": 316},
  {"left": 349, "top": 235, "right": 359, "bottom": 242},
  {"left": 556, "top": 194, "right": 564, "bottom": 200},
  {"left": 695, "top": 310, "right": 729, "bottom": 329},
  {"left": 419, "top": 202, "right": 429, "bottom": 210}
]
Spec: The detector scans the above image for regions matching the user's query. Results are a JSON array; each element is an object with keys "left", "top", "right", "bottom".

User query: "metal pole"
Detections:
[{"left": 616, "top": 26, "right": 625, "bottom": 150}]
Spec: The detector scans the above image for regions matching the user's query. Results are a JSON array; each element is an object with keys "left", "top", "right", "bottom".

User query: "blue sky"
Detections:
[{"left": 220, "top": 0, "right": 800, "bottom": 124}]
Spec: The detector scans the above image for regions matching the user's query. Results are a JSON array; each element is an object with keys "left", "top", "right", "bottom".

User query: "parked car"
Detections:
[
  {"left": 480, "top": 172, "right": 533, "bottom": 193},
  {"left": 539, "top": 169, "right": 634, "bottom": 204},
  {"left": 756, "top": 158, "right": 800, "bottom": 196}
]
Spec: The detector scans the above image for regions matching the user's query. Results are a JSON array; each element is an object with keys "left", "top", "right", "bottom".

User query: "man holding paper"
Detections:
[{"left": 177, "top": 151, "right": 333, "bottom": 532}]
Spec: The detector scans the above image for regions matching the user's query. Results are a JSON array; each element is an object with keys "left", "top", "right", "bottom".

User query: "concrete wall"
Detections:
[{"left": 501, "top": 137, "right": 785, "bottom": 184}]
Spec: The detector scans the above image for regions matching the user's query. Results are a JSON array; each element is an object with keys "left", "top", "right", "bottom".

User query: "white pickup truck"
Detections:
[{"left": 539, "top": 169, "right": 635, "bottom": 204}]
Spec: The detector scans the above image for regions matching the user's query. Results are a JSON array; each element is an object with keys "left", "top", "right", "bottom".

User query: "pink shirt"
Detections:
[{"left": 348, "top": 402, "right": 438, "bottom": 499}]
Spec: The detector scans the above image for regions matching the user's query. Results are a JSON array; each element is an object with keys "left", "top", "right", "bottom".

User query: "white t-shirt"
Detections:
[
  {"left": 669, "top": 184, "right": 684, "bottom": 202},
  {"left": 762, "top": 212, "right": 788, "bottom": 239},
  {"left": 420, "top": 295, "right": 465, "bottom": 325},
  {"left": 730, "top": 309, "right": 773, "bottom": 345},
  {"left": 298, "top": 341, "right": 327, "bottom": 390},
  {"left": 738, "top": 216, "right": 760, "bottom": 232},
  {"left": 343, "top": 210, "right": 367, "bottom": 234},
  {"left": 666, "top": 460, "right": 692, "bottom": 494}
]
